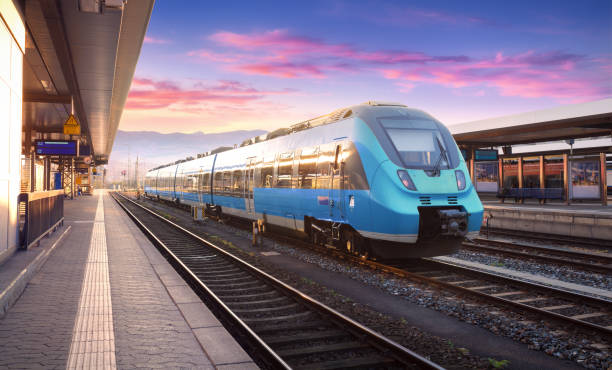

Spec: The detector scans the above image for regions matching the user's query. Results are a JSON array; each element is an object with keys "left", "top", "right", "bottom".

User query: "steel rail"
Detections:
[
  {"left": 462, "top": 238, "right": 612, "bottom": 274},
  {"left": 482, "top": 227, "right": 612, "bottom": 249},
  {"left": 113, "top": 192, "right": 443, "bottom": 370}
]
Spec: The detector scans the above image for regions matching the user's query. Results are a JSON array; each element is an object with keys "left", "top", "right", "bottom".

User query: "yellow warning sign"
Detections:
[{"left": 63, "top": 114, "right": 80, "bottom": 135}]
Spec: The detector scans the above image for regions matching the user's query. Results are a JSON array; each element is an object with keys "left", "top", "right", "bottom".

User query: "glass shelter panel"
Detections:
[
  {"left": 544, "top": 156, "right": 563, "bottom": 188},
  {"left": 522, "top": 157, "right": 540, "bottom": 188},
  {"left": 502, "top": 158, "right": 519, "bottom": 189},
  {"left": 571, "top": 159, "right": 600, "bottom": 199},
  {"left": 475, "top": 161, "right": 498, "bottom": 192}
]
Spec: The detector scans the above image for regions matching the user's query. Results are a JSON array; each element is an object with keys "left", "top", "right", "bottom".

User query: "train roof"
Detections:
[{"left": 149, "top": 101, "right": 408, "bottom": 172}]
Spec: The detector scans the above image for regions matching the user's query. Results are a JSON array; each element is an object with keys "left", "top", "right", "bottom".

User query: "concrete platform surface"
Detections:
[
  {"left": 483, "top": 201, "right": 612, "bottom": 217},
  {"left": 0, "top": 190, "right": 256, "bottom": 369},
  {"left": 481, "top": 201, "right": 612, "bottom": 241}
]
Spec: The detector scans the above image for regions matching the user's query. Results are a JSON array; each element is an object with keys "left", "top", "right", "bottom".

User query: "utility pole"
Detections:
[
  {"left": 135, "top": 155, "right": 139, "bottom": 190},
  {"left": 127, "top": 146, "right": 131, "bottom": 189}
]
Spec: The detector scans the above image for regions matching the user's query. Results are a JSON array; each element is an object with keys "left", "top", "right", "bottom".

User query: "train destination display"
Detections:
[{"left": 35, "top": 140, "right": 77, "bottom": 156}]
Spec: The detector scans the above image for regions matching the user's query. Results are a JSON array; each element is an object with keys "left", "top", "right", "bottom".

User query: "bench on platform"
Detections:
[{"left": 497, "top": 188, "right": 563, "bottom": 203}]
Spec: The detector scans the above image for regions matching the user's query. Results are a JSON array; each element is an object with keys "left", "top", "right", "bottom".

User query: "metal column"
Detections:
[
  {"left": 539, "top": 155, "right": 545, "bottom": 204},
  {"left": 601, "top": 153, "right": 608, "bottom": 206},
  {"left": 30, "top": 154, "right": 36, "bottom": 192},
  {"left": 71, "top": 157, "right": 75, "bottom": 199},
  {"left": 61, "top": 158, "right": 74, "bottom": 199},
  {"left": 563, "top": 153, "right": 570, "bottom": 205},
  {"left": 517, "top": 157, "right": 523, "bottom": 203}
]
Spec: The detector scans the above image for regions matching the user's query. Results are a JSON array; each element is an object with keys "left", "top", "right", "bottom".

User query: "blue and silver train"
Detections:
[{"left": 144, "top": 101, "right": 483, "bottom": 258}]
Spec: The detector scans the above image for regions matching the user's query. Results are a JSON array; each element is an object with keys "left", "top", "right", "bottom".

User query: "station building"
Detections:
[
  {"left": 451, "top": 99, "right": 611, "bottom": 206},
  {"left": 0, "top": 0, "right": 153, "bottom": 262}
]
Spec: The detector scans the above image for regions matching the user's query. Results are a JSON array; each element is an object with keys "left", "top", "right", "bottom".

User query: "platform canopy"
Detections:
[
  {"left": 449, "top": 98, "right": 612, "bottom": 147},
  {"left": 22, "top": 0, "right": 154, "bottom": 164}
]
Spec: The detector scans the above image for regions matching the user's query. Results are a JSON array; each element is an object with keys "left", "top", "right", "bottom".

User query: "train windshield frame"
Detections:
[{"left": 377, "top": 116, "right": 454, "bottom": 170}]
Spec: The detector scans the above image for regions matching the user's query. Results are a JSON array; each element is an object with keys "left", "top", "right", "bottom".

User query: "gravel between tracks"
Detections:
[{"left": 135, "top": 197, "right": 610, "bottom": 369}]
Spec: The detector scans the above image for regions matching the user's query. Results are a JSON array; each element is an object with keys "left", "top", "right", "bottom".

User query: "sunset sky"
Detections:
[{"left": 120, "top": 0, "right": 612, "bottom": 134}]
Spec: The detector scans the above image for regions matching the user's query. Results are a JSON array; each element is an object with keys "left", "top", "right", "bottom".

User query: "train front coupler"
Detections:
[{"left": 437, "top": 209, "right": 468, "bottom": 237}]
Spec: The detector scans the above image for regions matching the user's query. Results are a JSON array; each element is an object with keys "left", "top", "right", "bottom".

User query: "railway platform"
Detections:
[
  {"left": 481, "top": 201, "right": 612, "bottom": 242},
  {"left": 0, "top": 190, "right": 256, "bottom": 369}
]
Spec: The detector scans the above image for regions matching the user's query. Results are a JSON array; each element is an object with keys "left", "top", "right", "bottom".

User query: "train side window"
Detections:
[
  {"left": 342, "top": 143, "right": 369, "bottom": 190},
  {"left": 223, "top": 171, "right": 231, "bottom": 194},
  {"left": 276, "top": 152, "right": 293, "bottom": 188},
  {"left": 316, "top": 144, "right": 333, "bottom": 189},
  {"left": 232, "top": 169, "right": 243, "bottom": 197},
  {"left": 202, "top": 173, "right": 211, "bottom": 192},
  {"left": 299, "top": 147, "right": 318, "bottom": 189},
  {"left": 213, "top": 171, "right": 223, "bottom": 194},
  {"left": 331, "top": 145, "right": 343, "bottom": 189},
  {"left": 333, "top": 145, "right": 341, "bottom": 170},
  {"left": 261, "top": 157, "right": 274, "bottom": 188},
  {"left": 187, "top": 174, "right": 197, "bottom": 193}
]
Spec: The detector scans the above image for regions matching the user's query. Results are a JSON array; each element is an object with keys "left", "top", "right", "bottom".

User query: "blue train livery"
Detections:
[{"left": 144, "top": 101, "right": 484, "bottom": 258}]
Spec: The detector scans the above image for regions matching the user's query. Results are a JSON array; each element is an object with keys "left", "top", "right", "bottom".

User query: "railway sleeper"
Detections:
[
  {"left": 226, "top": 296, "right": 289, "bottom": 307},
  {"left": 216, "top": 290, "right": 279, "bottom": 300},
  {"left": 204, "top": 280, "right": 262, "bottom": 289},
  {"left": 276, "top": 341, "right": 370, "bottom": 358},
  {"left": 232, "top": 303, "right": 300, "bottom": 314},
  {"left": 293, "top": 355, "right": 399, "bottom": 370},
  {"left": 242, "top": 311, "right": 314, "bottom": 324},
  {"left": 253, "top": 320, "right": 331, "bottom": 335},
  {"left": 262, "top": 329, "right": 349, "bottom": 346},
  {"left": 198, "top": 275, "right": 253, "bottom": 283},
  {"left": 191, "top": 267, "right": 242, "bottom": 275},
  {"left": 209, "top": 285, "right": 270, "bottom": 294}
]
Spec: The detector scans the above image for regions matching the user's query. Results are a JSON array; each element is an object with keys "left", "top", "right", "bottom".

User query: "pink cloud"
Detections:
[
  {"left": 191, "top": 28, "right": 611, "bottom": 101},
  {"left": 209, "top": 30, "right": 329, "bottom": 54},
  {"left": 186, "top": 49, "right": 245, "bottom": 63},
  {"left": 191, "top": 29, "right": 469, "bottom": 79},
  {"left": 381, "top": 51, "right": 611, "bottom": 101},
  {"left": 144, "top": 36, "right": 170, "bottom": 44},
  {"left": 234, "top": 62, "right": 326, "bottom": 79},
  {"left": 126, "top": 78, "right": 294, "bottom": 110}
]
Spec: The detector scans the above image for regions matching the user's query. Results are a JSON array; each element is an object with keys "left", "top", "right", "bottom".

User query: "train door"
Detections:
[
  {"left": 244, "top": 158, "right": 256, "bottom": 215},
  {"left": 329, "top": 144, "right": 345, "bottom": 221}
]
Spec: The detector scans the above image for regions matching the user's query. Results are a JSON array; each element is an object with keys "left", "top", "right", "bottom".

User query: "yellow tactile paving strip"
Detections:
[{"left": 67, "top": 193, "right": 116, "bottom": 369}]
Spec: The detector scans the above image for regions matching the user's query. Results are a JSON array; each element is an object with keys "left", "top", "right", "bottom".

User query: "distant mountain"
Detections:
[{"left": 106, "top": 129, "right": 266, "bottom": 182}]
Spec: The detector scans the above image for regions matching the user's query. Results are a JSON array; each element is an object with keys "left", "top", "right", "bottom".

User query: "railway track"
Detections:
[
  {"left": 481, "top": 227, "right": 612, "bottom": 250},
  {"left": 111, "top": 192, "right": 442, "bottom": 370},
  {"left": 462, "top": 238, "right": 612, "bottom": 274},
  {"left": 398, "top": 259, "right": 612, "bottom": 337},
  {"left": 131, "top": 194, "right": 612, "bottom": 339},
  {"left": 295, "top": 239, "right": 612, "bottom": 338},
  {"left": 243, "top": 219, "right": 612, "bottom": 338}
]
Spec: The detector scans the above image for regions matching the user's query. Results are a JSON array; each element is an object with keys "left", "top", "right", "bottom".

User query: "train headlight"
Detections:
[
  {"left": 397, "top": 170, "right": 417, "bottom": 191},
  {"left": 455, "top": 170, "right": 466, "bottom": 190}
]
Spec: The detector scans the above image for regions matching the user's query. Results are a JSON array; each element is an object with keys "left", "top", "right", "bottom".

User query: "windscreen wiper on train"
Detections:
[{"left": 431, "top": 136, "right": 448, "bottom": 176}]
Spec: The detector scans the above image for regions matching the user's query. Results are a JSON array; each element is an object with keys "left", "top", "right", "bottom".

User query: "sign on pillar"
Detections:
[{"left": 63, "top": 114, "right": 81, "bottom": 135}]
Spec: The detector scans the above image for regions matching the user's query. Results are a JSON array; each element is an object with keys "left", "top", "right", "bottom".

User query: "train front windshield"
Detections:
[{"left": 379, "top": 117, "right": 450, "bottom": 170}]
